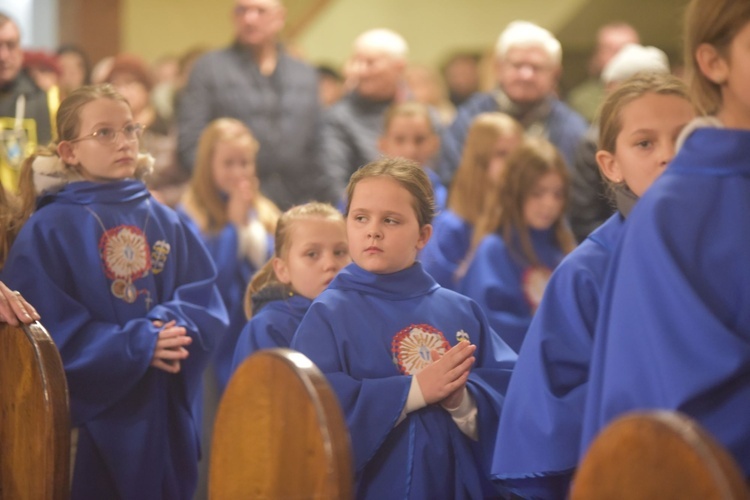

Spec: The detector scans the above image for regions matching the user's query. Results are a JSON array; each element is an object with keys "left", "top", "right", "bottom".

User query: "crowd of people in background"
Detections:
[{"left": 2, "top": 0, "right": 750, "bottom": 498}]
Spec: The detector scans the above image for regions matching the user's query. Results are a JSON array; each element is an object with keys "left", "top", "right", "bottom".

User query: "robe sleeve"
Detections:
[{"left": 231, "top": 305, "right": 297, "bottom": 374}]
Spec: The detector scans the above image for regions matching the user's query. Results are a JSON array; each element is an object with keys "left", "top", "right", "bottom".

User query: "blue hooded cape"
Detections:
[
  {"left": 291, "top": 262, "right": 516, "bottom": 499},
  {"left": 231, "top": 287, "right": 311, "bottom": 373},
  {"left": 580, "top": 127, "right": 750, "bottom": 478},
  {"left": 491, "top": 214, "right": 624, "bottom": 498},
  {"left": 2, "top": 180, "right": 228, "bottom": 500}
]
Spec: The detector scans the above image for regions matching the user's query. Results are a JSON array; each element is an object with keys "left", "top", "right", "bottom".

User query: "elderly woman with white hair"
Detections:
[
  {"left": 322, "top": 28, "right": 410, "bottom": 198},
  {"left": 438, "top": 21, "right": 588, "bottom": 185}
]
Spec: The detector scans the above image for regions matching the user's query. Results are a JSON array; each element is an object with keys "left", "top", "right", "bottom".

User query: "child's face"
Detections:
[
  {"left": 597, "top": 92, "right": 694, "bottom": 197},
  {"left": 211, "top": 140, "right": 258, "bottom": 196},
  {"left": 347, "top": 176, "right": 431, "bottom": 274},
  {"left": 523, "top": 172, "right": 565, "bottom": 231},
  {"left": 61, "top": 98, "right": 139, "bottom": 182},
  {"left": 378, "top": 115, "right": 438, "bottom": 166},
  {"left": 486, "top": 133, "right": 523, "bottom": 185},
  {"left": 273, "top": 218, "right": 350, "bottom": 300},
  {"left": 711, "top": 20, "right": 750, "bottom": 128}
]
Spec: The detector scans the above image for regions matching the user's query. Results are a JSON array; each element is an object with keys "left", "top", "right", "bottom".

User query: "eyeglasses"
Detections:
[{"left": 69, "top": 123, "right": 143, "bottom": 145}]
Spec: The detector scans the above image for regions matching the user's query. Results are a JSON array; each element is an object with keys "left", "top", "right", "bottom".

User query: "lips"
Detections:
[{"left": 364, "top": 246, "right": 382, "bottom": 253}]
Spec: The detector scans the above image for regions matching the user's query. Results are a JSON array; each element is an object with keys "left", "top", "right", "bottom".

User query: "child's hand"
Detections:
[
  {"left": 415, "top": 341, "right": 476, "bottom": 405},
  {"left": 150, "top": 320, "right": 191, "bottom": 374},
  {"left": 227, "top": 177, "right": 257, "bottom": 227},
  {"left": 0, "top": 281, "right": 40, "bottom": 325}
]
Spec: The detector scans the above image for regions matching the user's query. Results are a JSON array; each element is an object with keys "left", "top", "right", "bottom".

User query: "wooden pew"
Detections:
[
  {"left": 209, "top": 348, "right": 353, "bottom": 499},
  {"left": 571, "top": 410, "right": 750, "bottom": 499},
  {"left": 0, "top": 321, "right": 70, "bottom": 500}
]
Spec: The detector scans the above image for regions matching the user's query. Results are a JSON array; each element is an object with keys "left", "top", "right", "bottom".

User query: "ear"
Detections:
[
  {"left": 57, "top": 141, "right": 77, "bottom": 166},
  {"left": 271, "top": 257, "right": 291, "bottom": 285},
  {"left": 695, "top": 42, "right": 729, "bottom": 85},
  {"left": 595, "top": 150, "right": 622, "bottom": 184},
  {"left": 416, "top": 223, "right": 433, "bottom": 251}
]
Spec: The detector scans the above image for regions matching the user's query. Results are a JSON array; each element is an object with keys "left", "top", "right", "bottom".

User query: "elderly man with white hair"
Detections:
[
  {"left": 438, "top": 21, "right": 588, "bottom": 184},
  {"left": 323, "top": 28, "right": 409, "bottom": 196}
]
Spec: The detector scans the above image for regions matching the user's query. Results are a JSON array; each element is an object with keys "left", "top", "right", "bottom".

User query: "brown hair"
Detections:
[
  {"left": 473, "top": 137, "right": 575, "bottom": 264},
  {"left": 345, "top": 157, "right": 435, "bottom": 228},
  {"left": 684, "top": 0, "right": 750, "bottom": 115},
  {"left": 181, "top": 118, "right": 280, "bottom": 234},
  {"left": 598, "top": 72, "right": 692, "bottom": 154},
  {"left": 382, "top": 101, "right": 437, "bottom": 135},
  {"left": 105, "top": 53, "right": 155, "bottom": 91},
  {"left": 448, "top": 112, "right": 523, "bottom": 224},
  {"left": 243, "top": 202, "right": 345, "bottom": 318}
]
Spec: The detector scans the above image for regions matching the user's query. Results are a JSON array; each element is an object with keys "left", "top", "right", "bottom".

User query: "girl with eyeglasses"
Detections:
[{"left": 1, "top": 83, "right": 228, "bottom": 500}]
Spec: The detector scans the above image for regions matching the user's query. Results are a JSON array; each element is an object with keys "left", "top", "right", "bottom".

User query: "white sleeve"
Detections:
[
  {"left": 442, "top": 388, "right": 478, "bottom": 440},
  {"left": 395, "top": 375, "right": 427, "bottom": 427}
]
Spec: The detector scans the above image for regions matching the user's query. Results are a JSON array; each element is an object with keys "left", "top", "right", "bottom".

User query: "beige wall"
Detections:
[
  {"left": 122, "top": 0, "right": 588, "bottom": 68},
  {"left": 122, "top": 0, "right": 235, "bottom": 60},
  {"left": 296, "top": 0, "right": 589, "bottom": 69}
]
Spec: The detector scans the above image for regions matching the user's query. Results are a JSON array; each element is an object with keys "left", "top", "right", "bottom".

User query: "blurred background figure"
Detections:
[
  {"left": 441, "top": 50, "right": 482, "bottom": 108},
  {"left": 0, "top": 13, "right": 54, "bottom": 191},
  {"left": 324, "top": 27, "right": 409, "bottom": 195},
  {"left": 316, "top": 63, "right": 344, "bottom": 107},
  {"left": 566, "top": 22, "right": 640, "bottom": 123},
  {"left": 150, "top": 53, "right": 180, "bottom": 124},
  {"left": 405, "top": 63, "right": 454, "bottom": 125},
  {"left": 56, "top": 44, "right": 91, "bottom": 100}
]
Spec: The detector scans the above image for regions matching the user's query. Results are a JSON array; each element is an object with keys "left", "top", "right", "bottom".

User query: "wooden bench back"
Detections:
[
  {"left": 209, "top": 348, "right": 353, "bottom": 499},
  {"left": 571, "top": 411, "right": 750, "bottom": 500},
  {"left": 0, "top": 321, "right": 70, "bottom": 500}
]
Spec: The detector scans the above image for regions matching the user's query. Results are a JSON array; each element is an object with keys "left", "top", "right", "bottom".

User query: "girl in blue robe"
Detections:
[
  {"left": 377, "top": 102, "right": 447, "bottom": 212},
  {"left": 2, "top": 85, "right": 228, "bottom": 500},
  {"left": 458, "top": 137, "right": 576, "bottom": 353},
  {"left": 231, "top": 202, "right": 349, "bottom": 372},
  {"left": 179, "top": 117, "right": 280, "bottom": 393},
  {"left": 421, "top": 112, "right": 523, "bottom": 290},
  {"left": 490, "top": 73, "right": 695, "bottom": 499},
  {"left": 292, "top": 158, "right": 517, "bottom": 499},
  {"left": 581, "top": 0, "right": 750, "bottom": 479}
]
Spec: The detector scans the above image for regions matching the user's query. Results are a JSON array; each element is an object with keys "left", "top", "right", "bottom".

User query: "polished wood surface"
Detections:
[
  {"left": 571, "top": 411, "right": 750, "bottom": 500},
  {"left": 209, "top": 348, "right": 353, "bottom": 499},
  {"left": 0, "top": 321, "right": 70, "bottom": 500}
]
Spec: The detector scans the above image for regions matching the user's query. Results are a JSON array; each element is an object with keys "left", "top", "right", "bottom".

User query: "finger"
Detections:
[
  {"left": 156, "top": 335, "right": 192, "bottom": 350},
  {"left": 151, "top": 358, "right": 181, "bottom": 374},
  {"left": 430, "top": 349, "right": 442, "bottom": 362},
  {"left": 9, "top": 291, "right": 39, "bottom": 323},
  {"left": 155, "top": 347, "right": 190, "bottom": 360},
  {"left": 446, "top": 356, "right": 476, "bottom": 381},
  {"left": 157, "top": 326, "right": 188, "bottom": 339}
]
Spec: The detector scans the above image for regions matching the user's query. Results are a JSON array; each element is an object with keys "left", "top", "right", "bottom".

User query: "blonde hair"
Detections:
[
  {"left": 684, "top": 0, "right": 750, "bottom": 115},
  {"left": 598, "top": 72, "right": 691, "bottom": 154},
  {"left": 15, "top": 84, "right": 139, "bottom": 228},
  {"left": 243, "top": 202, "right": 344, "bottom": 318},
  {"left": 448, "top": 112, "right": 523, "bottom": 224},
  {"left": 346, "top": 157, "right": 435, "bottom": 228},
  {"left": 182, "top": 118, "right": 280, "bottom": 234},
  {"left": 473, "top": 137, "right": 575, "bottom": 264}
]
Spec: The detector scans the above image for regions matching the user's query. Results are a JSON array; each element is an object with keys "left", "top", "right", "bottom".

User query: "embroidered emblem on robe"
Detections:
[
  {"left": 99, "top": 225, "right": 151, "bottom": 303},
  {"left": 392, "top": 324, "right": 451, "bottom": 375}
]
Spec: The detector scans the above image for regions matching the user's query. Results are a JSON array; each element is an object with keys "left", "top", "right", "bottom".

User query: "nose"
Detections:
[
  {"left": 367, "top": 222, "right": 382, "bottom": 240},
  {"left": 661, "top": 143, "right": 677, "bottom": 166}
]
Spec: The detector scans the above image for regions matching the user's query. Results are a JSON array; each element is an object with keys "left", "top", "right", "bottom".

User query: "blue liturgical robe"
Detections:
[
  {"left": 458, "top": 229, "right": 565, "bottom": 353},
  {"left": 231, "top": 287, "right": 311, "bottom": 373},
  {"left": 291, "top": 262, "right": 516, "bottom": 499},
  {"left": 491, "top": 214, "right": 625, "bottom": 499},
  {"left": 178, "top": 213, "right": 272, "bottom": 394},
  {"left": 580, "top": 127, "right": 750, "bottom": 478},
  {"left": 419, "top": 209, "right": 472, "bottom": 290},
  {"left": 2, "top": 180, "right": 228, "bottom": 500}
]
